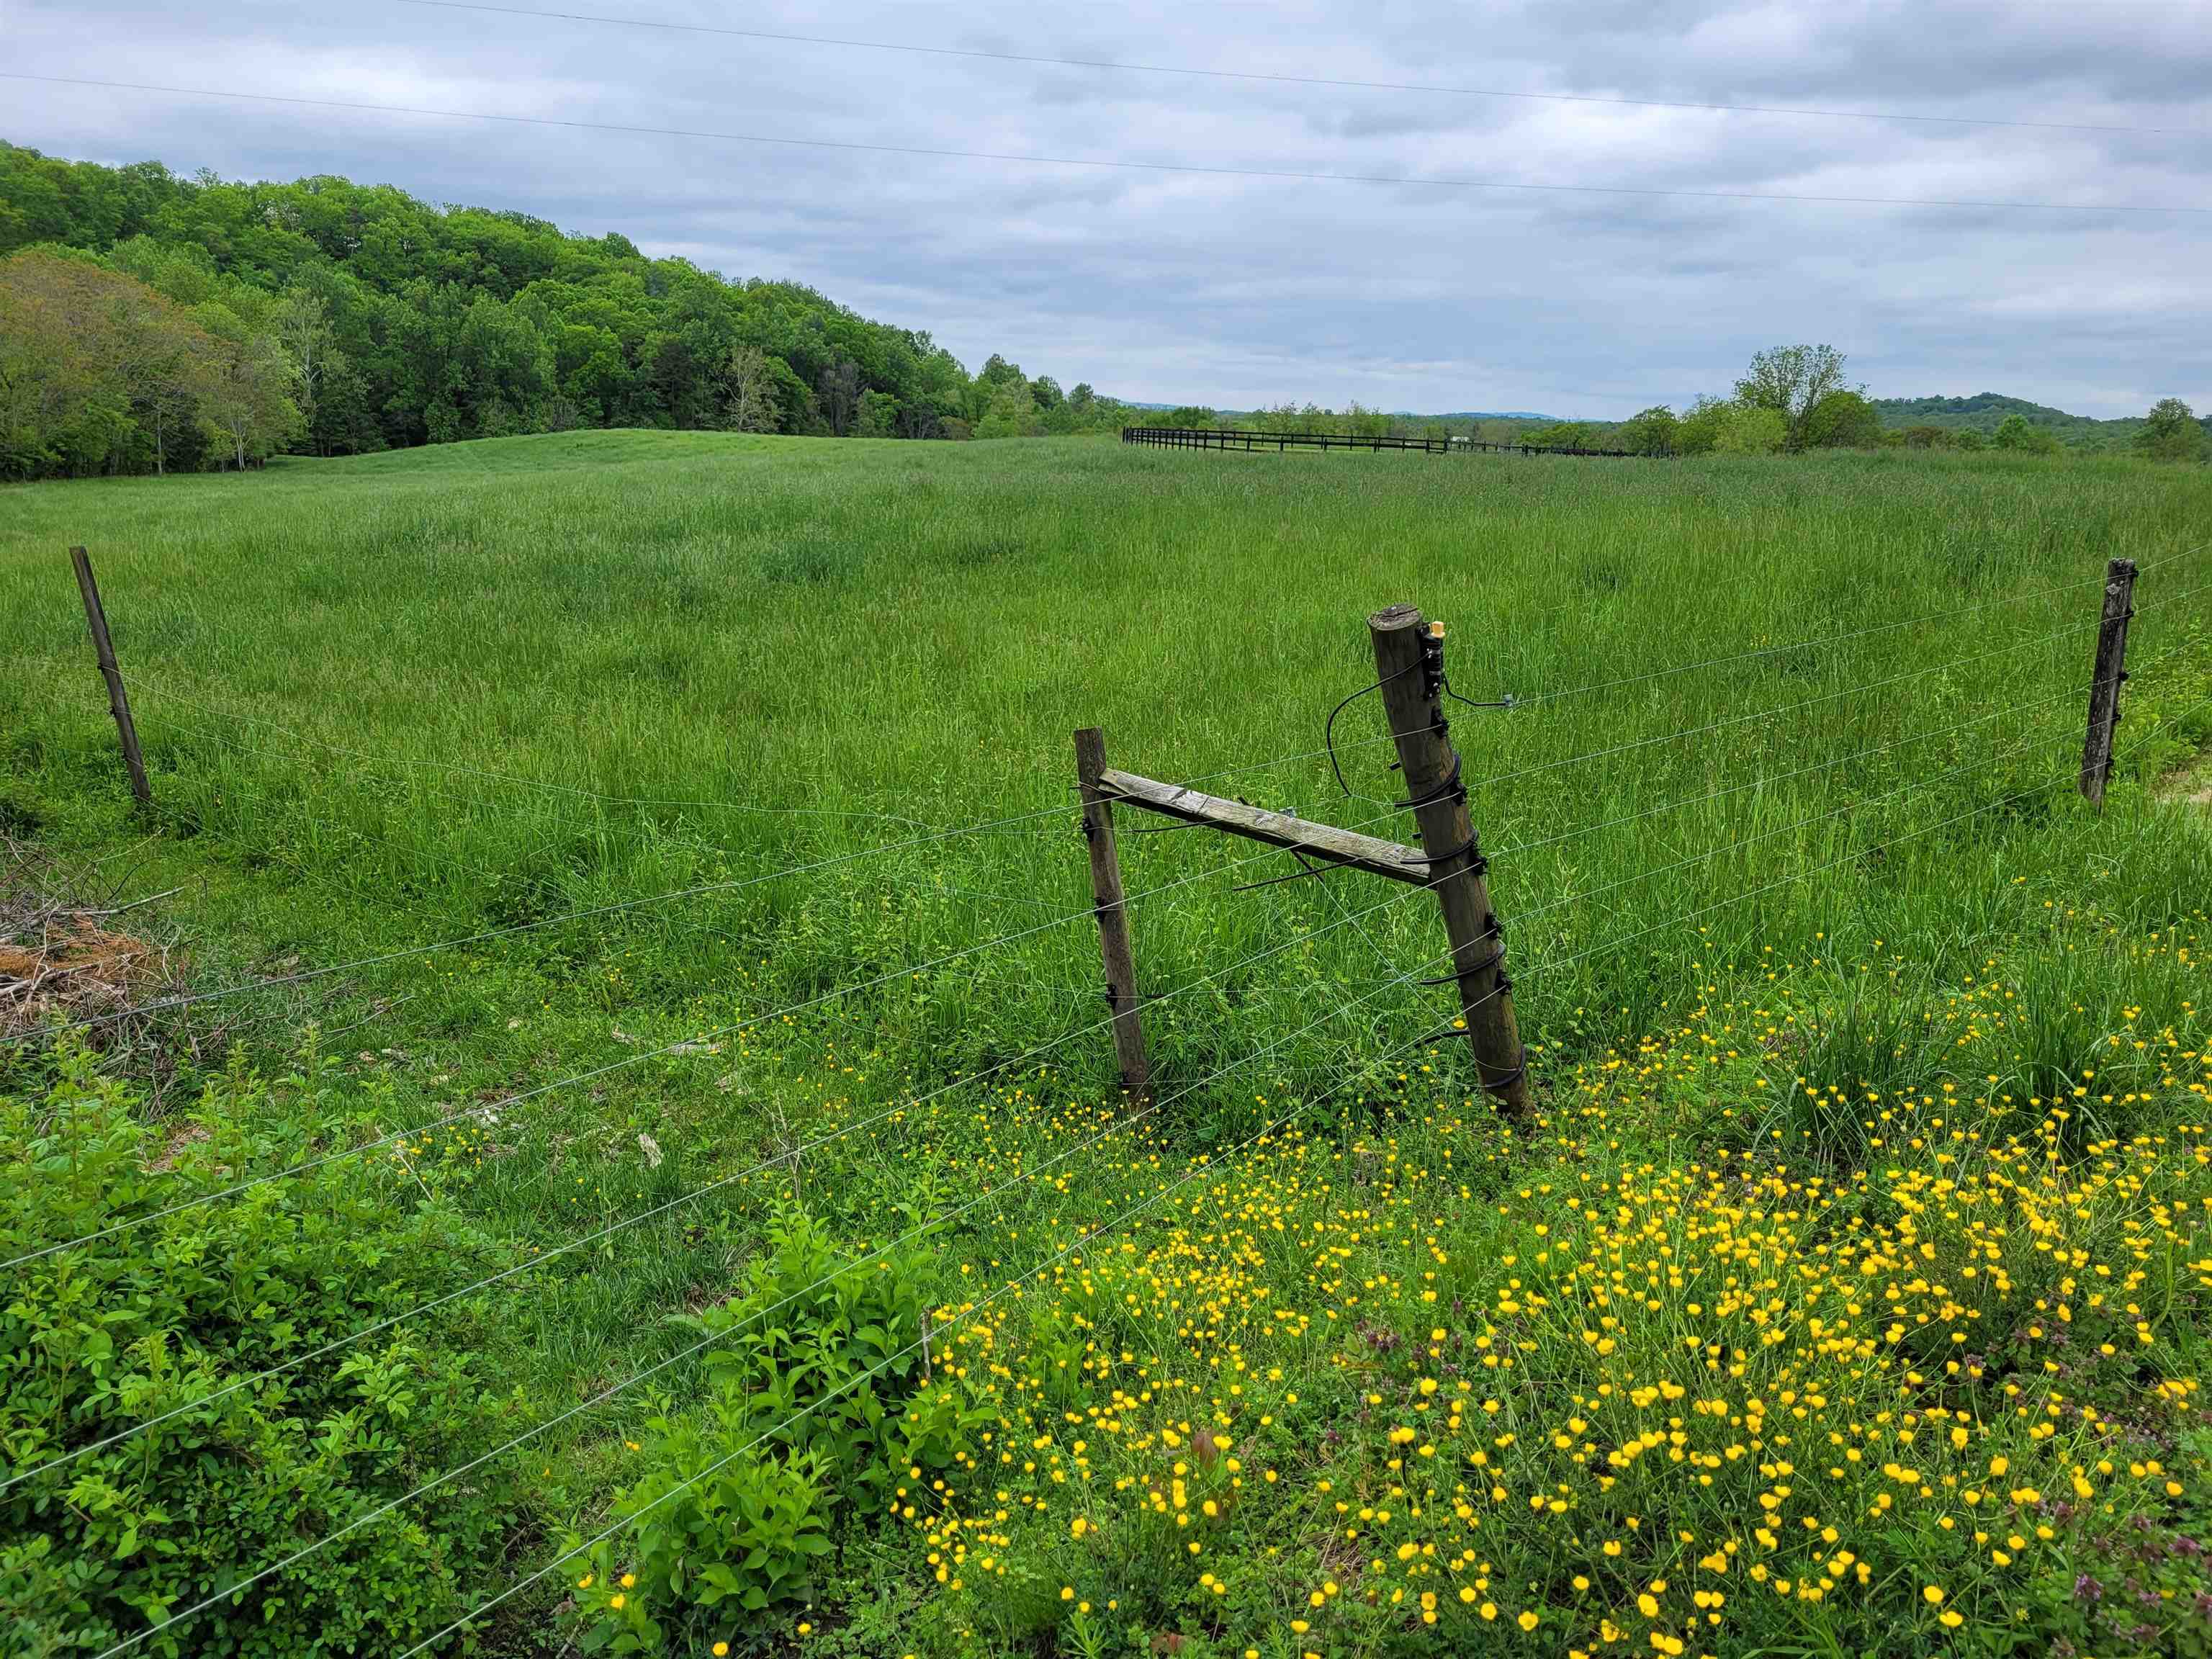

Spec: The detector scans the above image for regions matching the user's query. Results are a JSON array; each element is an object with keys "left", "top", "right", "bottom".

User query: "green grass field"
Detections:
[{"left": 6, "top": 431, "right": 2212, "bottom": 1659}]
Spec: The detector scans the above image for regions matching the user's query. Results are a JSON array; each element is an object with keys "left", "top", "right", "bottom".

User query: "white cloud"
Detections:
[{"left": 7, "top": 0, "right": 2208, "bottom": 415}]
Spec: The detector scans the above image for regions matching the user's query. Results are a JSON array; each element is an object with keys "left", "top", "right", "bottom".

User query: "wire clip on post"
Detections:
[{"left": 1367, "top": 606, "right": 1534, "bottom": 1118}]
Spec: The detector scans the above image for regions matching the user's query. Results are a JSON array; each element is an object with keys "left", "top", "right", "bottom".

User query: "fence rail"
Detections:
[{"left": 1121, "top": 425, "right": 1642, "bottom": 459}]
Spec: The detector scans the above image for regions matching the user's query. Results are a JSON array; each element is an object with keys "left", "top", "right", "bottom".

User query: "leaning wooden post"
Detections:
[
  {"left": 69, "top": 546, "right": 152, "bottom": 812},
  {"left": 1074, "top": 727, "right": 1150, "bottom": 1094},
  {"left": 2080, "top": 557, "right": 2137, "bottom": 806},
  {"left": 1369, "top": 606, "right": 1533, "bottom": 1118}
]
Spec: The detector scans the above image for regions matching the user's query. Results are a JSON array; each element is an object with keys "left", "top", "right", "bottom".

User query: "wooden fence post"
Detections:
[
  {"left": 1074, "top": 727, "right": 1150, "bottom": 1094},
  {"left": 2080, "top": 557, "right": 2138, "bottom": 806},
  {"left": 1368, "top": 606, "right": 1533, "bottom": 1118},
  {"left": 69, "top": 547, "right": 152, "bottom": 812}
]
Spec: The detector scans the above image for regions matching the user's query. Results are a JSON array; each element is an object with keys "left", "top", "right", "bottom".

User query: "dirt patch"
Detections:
[{"left": 2157, "top": 757, "right": 2212, "bottom": 806}]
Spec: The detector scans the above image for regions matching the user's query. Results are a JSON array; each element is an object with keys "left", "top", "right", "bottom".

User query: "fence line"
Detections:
[
  {"left": 372, "top": 688, "right": 2212, "bottom": 1659},
  {"left": 20, "top": 688, "right": 2100, "bottom": 1488},
  {"left": 0, "top": 788, "right": 1432, "bottom": 1269},
  {"left": 1122, "top": 424, "right": 1642, "bottom": 458},
  {"left": 17, "top": 585, "right": 2172, "bottom": 1264}
]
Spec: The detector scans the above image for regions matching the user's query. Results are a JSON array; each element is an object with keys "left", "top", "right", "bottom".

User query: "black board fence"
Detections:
[{"left": 1121, "top": 426, "right": 1644, "bottom": 459}]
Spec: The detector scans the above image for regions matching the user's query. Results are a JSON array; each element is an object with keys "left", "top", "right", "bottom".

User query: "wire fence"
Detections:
[{"left": 6, "top": 536, "right": 2208, "bottom": 1656}]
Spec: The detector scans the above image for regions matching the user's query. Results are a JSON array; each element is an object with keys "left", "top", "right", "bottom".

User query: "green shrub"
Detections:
[
  {"left": 570, "top": 1206, "right": 986, "bottom": 1653},
  {"left": 0, "top": 1044, "right": 523, "bottom": 1656}
]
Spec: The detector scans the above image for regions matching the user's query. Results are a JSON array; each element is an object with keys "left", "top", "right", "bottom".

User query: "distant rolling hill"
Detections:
[{"left": 1871, "top": 393, "right": 2186, "bottom": 453}]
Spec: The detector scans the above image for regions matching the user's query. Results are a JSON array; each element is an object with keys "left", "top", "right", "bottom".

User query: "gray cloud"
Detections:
[{"left": 7, "top": 0, "right": 2208, "bottom": 416}]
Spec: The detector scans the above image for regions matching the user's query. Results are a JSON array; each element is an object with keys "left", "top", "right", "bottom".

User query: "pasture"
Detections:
[{"left": 4, "top": 431, "right": 2212, "bottom": 1658}]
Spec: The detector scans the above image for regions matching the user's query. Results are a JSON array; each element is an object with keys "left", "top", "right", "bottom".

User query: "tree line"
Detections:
[
  {"left": 1163, "top": 346, "right": 2206, "bottom": 463},
  {"left": 0, "top": 143, "right": 1132, "bottom": 480}
]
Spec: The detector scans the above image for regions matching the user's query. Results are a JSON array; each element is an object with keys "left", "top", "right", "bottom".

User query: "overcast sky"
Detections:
[{"left": 9, "top": 0, "right": 2209, "bottom": 417}]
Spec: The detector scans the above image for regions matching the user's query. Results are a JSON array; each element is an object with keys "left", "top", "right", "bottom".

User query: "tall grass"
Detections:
[{"left": 6, "top": 431, "right": 2211, "bottom": 1655}]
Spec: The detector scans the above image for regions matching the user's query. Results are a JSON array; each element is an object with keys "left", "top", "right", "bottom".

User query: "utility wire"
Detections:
[
  {"left": 391, "top": 0, "right": 2204, "bottom": 140},
  {"left": 6, "top": 74, "right": 2205, "bottom": 217}
]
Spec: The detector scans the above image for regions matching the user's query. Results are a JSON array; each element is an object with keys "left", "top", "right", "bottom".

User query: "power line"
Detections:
[
  {"left": 6, "top": 73, "right": 2205, "bottom": 217},
  {"left": 390, "top": 0, "right": 2203, "bottom": 140}
]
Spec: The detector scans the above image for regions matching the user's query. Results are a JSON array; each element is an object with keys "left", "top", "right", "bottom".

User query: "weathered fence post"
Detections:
[
  {"left": 1368, "top": 606, "right": 1532, "bottom": 1117},
  {"left": 69, "top": 546, "right": 152, "bottom": 812},
  {"left": 2080, "top": 557, "right": 2138, "bottom": 806},
  {"left": 1074, "top": 727, "right": 1150, "bottom": 1094}
]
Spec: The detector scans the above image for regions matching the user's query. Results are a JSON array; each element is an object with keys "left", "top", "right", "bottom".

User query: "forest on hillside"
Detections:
[{"left": 0, "top": 143, "right": 1128, "bottom": 480}]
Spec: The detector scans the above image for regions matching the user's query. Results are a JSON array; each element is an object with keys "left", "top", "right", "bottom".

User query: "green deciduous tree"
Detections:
[
  {"left": 1619, "top": 405, "right": 1680, "bottom": 456},
  {"left": 1800, "top": 389, "right": 1881, "bottom": 449},
  {"left": 1733, "top": 343, "right": 1853, "bottom": 450},
  {"left": 0, "top": 141, "right": 1134, "bottom": 475},
  {"left": 1712, "top": 404, "right": 1789, "bottom": 455},
  {"left": 2135, "top": 397, "right": 2206, "bottom": 462}
]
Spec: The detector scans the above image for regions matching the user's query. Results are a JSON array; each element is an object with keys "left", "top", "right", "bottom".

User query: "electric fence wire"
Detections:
[
  {"left": 6, "top": 73, "right": 2207, "bottom": 217},
  {"left": 367, "top": 685, "right": 2212, "bottom": 1659}
]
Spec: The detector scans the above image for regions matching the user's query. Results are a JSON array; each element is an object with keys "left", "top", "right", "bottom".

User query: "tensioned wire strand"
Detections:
[
  {"left": 23, "top": 690, "right": 2099, "bottom": 1491},
  {"left": 367, "top": 693, "right": 2210, "bottom": 1659},
  {"left": 6, "top": 639, "right": 2105, "bottom": 1276},
  {"left": 1463, "top": 604, "right": 2121, "bottom": 797},
  {"left": 69, "top": 655, "right": 2105, "bottom": 1282},
  {"left": 76, "top": 535, "right": 2197, "bottom": 948},
  {"left": 89, "top": 904, "right": 1492, "bottom": 1659},
  {"left": 26, "top": 721, "right": 1456, "bottom": 1040},
  {"left": 43, "top": 553, "right": 2144, "bottom": 1043},
  {"left": 392, "top": 0, "right": 2201, "bottom": 138},
  {"left": 115, "top": 540, "right": 2209, "bottom": 817},
  {"left": 9, "top": 594, "right": 2154, "bottom": 1267},
  {"left": 5, "top": 74, "right": 2206, "bottom": 217},
  {"left": 1511, "top": 545, "right": 2202, "bottom": 707},
  {"left": 0, "top": 788, "right": 1428, "bottom": 1269},
  {"left": 1, "top": 867, "right": 1439, "bottom": 1490},
  {"left": 58, "top": 652, "right": 2099, "bottom": 1256}
]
